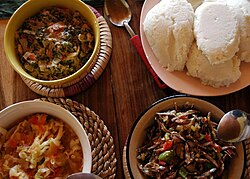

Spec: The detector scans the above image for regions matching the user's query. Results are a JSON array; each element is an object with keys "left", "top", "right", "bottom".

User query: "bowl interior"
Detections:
[
  {"left": 0, "top": 100, "right": 92, "bottom": 173},
  {"left": 126, "top": 96, "right": 244, "bottom": 179},
  {"left": 4, "top": 0, "right": 100, "bottom": 86}
]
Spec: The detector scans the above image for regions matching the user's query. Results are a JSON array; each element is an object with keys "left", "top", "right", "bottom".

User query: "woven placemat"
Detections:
[
  {"left": 37, "top": 97, "right": 117, "bottom": 178},
  {"left": 243, "top": 139, "right": 250, "bottom": 178},
  {"left": 123, "top": 139, "right": 250, "bottom": 179},
  {"left": 122, "top": 145, "right": 131, "bottom": 179},
  {"left": 21, "top": 7, "right": 112, "bottom": 97}
]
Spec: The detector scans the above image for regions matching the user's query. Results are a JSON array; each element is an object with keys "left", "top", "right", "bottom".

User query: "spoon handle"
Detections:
[
  {"left": 124, "top": 21, "right": 135, "bottom": 37},
  {"left": 130, "top": 35, "right": 167, "bottom": 89}
]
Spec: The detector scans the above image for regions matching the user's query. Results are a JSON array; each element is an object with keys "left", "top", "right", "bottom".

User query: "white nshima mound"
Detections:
[
  {"left": 194, "top": 1, "right": 240, "bottom": 65},
  {"left": 143, "top": 0, "right": 194, "bottom": 72},
  {"left": 186, "top": 43, "right": 241, "bottom": 88},
  {"left": 224, "top": 0, "right": 250, "bottom": 62}
]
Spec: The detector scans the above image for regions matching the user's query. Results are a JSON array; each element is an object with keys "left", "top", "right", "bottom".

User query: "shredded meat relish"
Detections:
[
  {"left": 15, "top": 7, "right": 94, "bottom": 80},
  {"left": 137, "top": 103, "right": 236, "bottom": 179}
]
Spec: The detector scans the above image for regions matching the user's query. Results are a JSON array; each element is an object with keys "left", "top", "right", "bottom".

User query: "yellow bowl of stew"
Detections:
[
  {"left": 4, "top": 0, "right": 100, "bottom": 88},
  {"left": 0, "top": 100, "right": 92, "bottom": 178}
]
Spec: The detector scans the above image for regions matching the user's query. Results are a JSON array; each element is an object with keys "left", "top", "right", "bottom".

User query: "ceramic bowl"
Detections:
[
  {"left": 4, "top": 0, "right": 100, "bottom": 87},
  {"left": 0, "top": 100, "right": 92, "bottom": 174},
  {"left": 125, "top": 95, "right": 244, "bottom": 179}
]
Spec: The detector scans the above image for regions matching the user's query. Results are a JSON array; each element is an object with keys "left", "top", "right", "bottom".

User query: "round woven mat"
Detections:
[
  {"left": 37, "top": 97, "right": 117, "bottom": 179},
  {"left": 22, "top": 7, "right": 112, "bottom": 97},
  {"left": 122, "top": 145, "right": 130, "bottom": 179},
  {"left": 123, "top": 139, "right": 250, "bottom": 179},
  {"left": 243, "top": 139, "right": 250, "bottom": 178}
]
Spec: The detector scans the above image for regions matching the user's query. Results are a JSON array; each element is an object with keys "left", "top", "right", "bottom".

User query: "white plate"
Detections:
[{"left": 140, "top": 0, "right": 250, "bottom": 96}]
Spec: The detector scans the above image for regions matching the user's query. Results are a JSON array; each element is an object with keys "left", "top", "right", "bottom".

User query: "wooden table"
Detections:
[{"left": 0, "top": 1, "right": 250, "bottom": 178}]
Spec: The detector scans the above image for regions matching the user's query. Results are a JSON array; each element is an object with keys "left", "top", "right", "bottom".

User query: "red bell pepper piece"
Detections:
[
  {"left": 205, "top": 133, "right": 212, "bottom": 142},
  {"left": 163, "top": 140, "right": 173, "bottom": 151}
]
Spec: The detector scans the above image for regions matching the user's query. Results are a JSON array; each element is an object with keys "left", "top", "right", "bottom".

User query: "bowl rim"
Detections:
[
  {"left": 0, "top": 100, "right": 92, "bottom": 174},
  {"left": 4, "top": 0, "right": 100, "bottom": 86},
  {"left": 125, "top": 95, "right": 244, "bottom": 179}
]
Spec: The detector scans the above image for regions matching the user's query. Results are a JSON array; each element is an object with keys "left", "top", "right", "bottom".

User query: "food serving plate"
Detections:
[
  {"left": 140, "top": 0, "right": 250, "bottom": 96},
  {"left": 124, "top": 95, "right": 245, "bottom": 179}
]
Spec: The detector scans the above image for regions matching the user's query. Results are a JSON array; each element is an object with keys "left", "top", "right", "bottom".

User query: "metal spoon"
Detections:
[
  {"left": 104, "top": 0, "right": 167, "bottom": 89},
  {"left": 217, "top": 110, "right": 250, "bottom": 142},
  {"left": 67, "top": 173, "right": 102, "bottom": 179}
]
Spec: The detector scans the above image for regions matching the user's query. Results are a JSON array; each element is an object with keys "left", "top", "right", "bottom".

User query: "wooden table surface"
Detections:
[{"left": 0, "top": 1, "right": 250, "bottom": 178}]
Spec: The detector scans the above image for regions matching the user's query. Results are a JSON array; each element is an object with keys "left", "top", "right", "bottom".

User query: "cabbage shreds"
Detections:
[
  {"left": 18, "top": 120, "right": 64, "bottom": 170},
  {"left": 0, "top": 113, "right": 83, "bottom": 178},
  {"left": 9, "top": 165, "right": 29, "bottom": 179}
]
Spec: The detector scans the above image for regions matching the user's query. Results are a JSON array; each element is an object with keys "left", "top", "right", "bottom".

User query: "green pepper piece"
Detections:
[
  {"left": 158, "top": 150, "right": 174, "bottom": 163},
  {"left": 198, "top": 134, "right": 205, "bottom": 140},
  {"left": 179, "top": 167, "right": 188, "bottom": 178}
]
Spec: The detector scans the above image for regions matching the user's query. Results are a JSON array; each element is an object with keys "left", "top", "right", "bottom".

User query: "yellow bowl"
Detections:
[{"left": 4, "top": 0, "right": 100, "bottom": 87}]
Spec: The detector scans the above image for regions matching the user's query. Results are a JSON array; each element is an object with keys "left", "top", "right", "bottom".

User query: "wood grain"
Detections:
[{"left": 0, "top": 1, "right": 250, "bottom": 178}]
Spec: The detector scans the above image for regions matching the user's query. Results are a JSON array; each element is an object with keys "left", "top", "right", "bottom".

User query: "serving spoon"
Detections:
[
  {"left": 103, "top": 0, "right": 167, "bottom": 89},
  {"left": 67, "top": 173, "right": 102, "bottom": 179},
  {"left": 217, "top": 109, "right": 250, "bottom": 142}
]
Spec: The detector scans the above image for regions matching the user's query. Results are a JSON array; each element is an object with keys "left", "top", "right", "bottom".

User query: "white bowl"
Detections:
[
  {"left": 125, "top": 95, "right": 244, "bottom": 179},
  {"left": 0, "top": 100, "right": 92, "bottom": 174}
]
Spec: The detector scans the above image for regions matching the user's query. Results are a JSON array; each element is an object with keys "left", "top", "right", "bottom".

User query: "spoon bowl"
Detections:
[
  {"left": 67, "top": 173, "right": 102, "bottom": 179},
  {"left": 104, "top": 0, "right": 131, "bottom": 26},
  {"left": 104, "top": 0, "right": 134, "bottom": 36},
  {"left": 103, "top": 0, "right": 167, "bottom": 89},
  {"left": 217, "top": 109, "right": 250, "bottom": 142}
]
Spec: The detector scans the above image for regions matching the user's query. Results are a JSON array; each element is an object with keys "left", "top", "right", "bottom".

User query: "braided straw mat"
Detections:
[
  {"left": 38, "top": 97, "right": 117, "bottom": 178},
  {"left": 244, "top": 139, "right": 250, "bottom": 178},
  {"left": 22, "top": 7, "right": 112, "bottom": 97}
]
